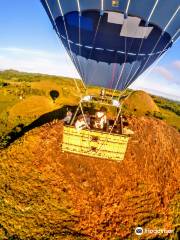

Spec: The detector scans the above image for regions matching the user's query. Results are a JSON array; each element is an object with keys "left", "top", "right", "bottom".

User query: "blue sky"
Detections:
[{"left": 0, "top": 0, "right": 180, "bottom": 100}]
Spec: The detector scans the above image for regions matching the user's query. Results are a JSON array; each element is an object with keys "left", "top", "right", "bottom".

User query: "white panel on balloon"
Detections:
[{"left": 120, "top": 16, "right": 153, "bottom": 39}]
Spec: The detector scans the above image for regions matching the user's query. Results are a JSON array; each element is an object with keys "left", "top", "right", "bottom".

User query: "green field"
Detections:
[
  {"left": 152, "top": 95, "right": 180, "bottom": 130},
  {"left": 0, "top": 70, "right": 81, "bottom": 137},
  {"left": 0, "top": 69, "right": 180, "bottom": 146},
  {"left": 0, "top": 70, "right": 180, "bottom": 239}
]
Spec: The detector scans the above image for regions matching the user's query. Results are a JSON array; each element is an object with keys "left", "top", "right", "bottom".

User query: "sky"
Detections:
[{"left": 0, "top": 0, "right": 179, "bottom": 101}]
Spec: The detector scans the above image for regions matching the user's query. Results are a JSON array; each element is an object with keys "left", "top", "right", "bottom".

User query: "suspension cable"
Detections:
[
  {"left": 111, "top": 0, "right": 142, "bottom": 99},
  {"left": 77, "top": 0, "right": 86, "bottom": 88},
  {"left": 136, "top": 30, "right": 180, "bottom": 85},
  {"left": 111, "top": 15, "right": 128, "bottom": 98},
  {"left": 123, "top": 0, "right": 159, "bottom": 90},
  {"left": 86, "top": 15, "right": 103, "bottom": 85},
  {"left": 125, "top": 0, "right": 131, "bottom": 17},
  {"left": 56, "top": 0, "right": 87, "bottom": 92},
  {"left": 101, "top": 0, "right": 104, "bottom": 14},
  {"left": 44, "top": 0, "right": 83, "bottom": 94},
  {"left": 114, "top": 0, "right": 132, "bottom": 90},
  {"left": 57, "top": 0, "right": 82, "bottom": 93},
  {"left": 95, "top": 105, "right": 122, "bottom": 155},
  {"left": 109, "top": 0, "right": 135, "bottom": 137},
  {"left": 79, "top": 101, "right": 90, "bottom": 129},
  {"left": 110, "top": 62, "right": 118, "bottom": 89},
  {"left": 72, "top": 7, "right": 103, "bottom": 138},
  {"left": 124, "top": 6, "right": 180, "bottom": 90},
  {"left": 98, "top": 3, "right": 180, "bottom": 153},
  {"left": 147, "top": 0, "right": 159, "bottom": 24},
  {"left": 58, "top": 0, "right": 86, "bottom": 90},
  {"left": 117, "top": 28, "right": 180, "bottom": 104}
]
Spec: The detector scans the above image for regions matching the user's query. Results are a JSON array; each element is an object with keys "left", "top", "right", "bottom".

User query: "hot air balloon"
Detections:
[
  {"left": 40, "top": 0, "right": 180, "bottom": 161},
  {"left": 41, "top": 0, "right": 179, "bottom": 90}
]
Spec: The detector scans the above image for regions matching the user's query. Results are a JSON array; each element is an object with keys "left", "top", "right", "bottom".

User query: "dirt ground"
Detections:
[{"left": 0, "top": 116, "right": 179, "bottom": 239}]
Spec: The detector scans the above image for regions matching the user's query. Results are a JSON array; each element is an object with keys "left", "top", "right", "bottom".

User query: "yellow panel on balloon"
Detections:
[{"left": 112, "top": 0, "right": 120, "bottom": 7}]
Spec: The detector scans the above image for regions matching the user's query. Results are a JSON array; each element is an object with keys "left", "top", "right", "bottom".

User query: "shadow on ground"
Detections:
[{"left": 0, "top": 105, "right": 77, "bottom": 148}]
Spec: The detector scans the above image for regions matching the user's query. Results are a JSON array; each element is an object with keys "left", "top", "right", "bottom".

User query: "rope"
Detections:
[
  {"left": 135, "top": 30, "right": 180, "bottom": 85},
  {"left": 111, "top": 1, "right": 142, "bottom": 99},
  {"left": 110, "top": 62, "right": 118, "bottom": 89},
  {"left": 111, "top": 17, "right": 140, "bottom": 100},
  {"left": 123, "top": 1, "right": 159, "bottom": 89},
  {"left": 124, "top": 6, "right": 180, "bottom": 90},
  {"left": 100, "top": 1, "right": 133, "bottom": 149},
  {"left": 77, "top": 1, "right": 86, "bottom": 88},
  {"left": 111, "top": 32, "right": 180, "bottom": 156},
  {"left": 79, "top": 101, "right": 90, "bottom": 129},
  {"left": 101, "top": 0, "right": 104, "bottom": 13},
  {"left": 110, "top": 0, "right": 132, "bottom": 96},
  {"left": 45, "top": 0, "right": 179, "bottom": 159},
  {"left": 117, "top": 29, "right": 180, "bottom": 104},
  {"left": 125, "top": 0, "right": 131, "bottom": 17},
  {"left": 76, "top": 9, "right": 119, "bottom": 153},
  {"left": 44, "top": 0, "right": 82, "bottom": 95},
  {"left": 124, "top": 35, "right": 179, "bottom": 91},
  {"left": 147, "top": 0, "right": 159, "bottom": 23},
  {"left": 95, "top": 106, "right": 122, "bottom": 155},
  {"left": 96, "top": 2, "right": 179, "bottom": 154},
  {"left": 86, "top": 15, "right": 103, "bottom": 85},
  {"left": 111, "top": 18, "right": 128, "bottom": 98},
  {"left": 121, "top": 0, "right": 160, "bottom": 91},
  {"left": 79, "top": 100, "right": 92, "bottom": 151},
  {"left": 56, "top": 0, "right": 86, "bottom": 93},
  {"left": 95, "top": 88, "right": 135, "bottom": 155}
]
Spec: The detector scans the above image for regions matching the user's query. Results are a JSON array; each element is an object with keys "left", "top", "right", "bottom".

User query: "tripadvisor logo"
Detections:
[
  {"left": 135, "top": 227, "right": 174, "bottom": 236},
  {"left": 135, "top": 227, "right": 143, "bottom": 235},
  {"left": 112, "top": 0, "right": 120, "bottom": 7}
]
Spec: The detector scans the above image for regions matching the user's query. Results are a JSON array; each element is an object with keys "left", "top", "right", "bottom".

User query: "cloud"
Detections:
[
  {"left": 0, "top": 47, "right": 79, "bottom": 78},
  {"left": 0, "top": 47, "right": 180, "bottom": 100},
  {"left": 0, "top": 47, "right": 62, "bottom": 59},
  {"left": 153, "top": 66, "right": 173, "bottom": 81},
  {"left": 131, "top": 75, "right": 180, "bottom": 101},
  {"left": 172, "top": 60, "right": 180, "bottom": 70}
]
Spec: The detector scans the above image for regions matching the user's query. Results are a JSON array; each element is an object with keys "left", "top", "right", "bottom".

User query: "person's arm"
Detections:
[
  {"left": 75, "top": 121, "right": 80, "bottom": 130},
  {"left": 99, "top": 112, "right": 105, "bottom": 120}
]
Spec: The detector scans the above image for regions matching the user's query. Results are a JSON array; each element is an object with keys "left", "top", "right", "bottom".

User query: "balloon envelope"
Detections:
[
  {"left": 50, "top": 90, "right": 59, "bottom": 102},
  {"left": 41, "top": 0, "right": 180, "bottom": 90}
]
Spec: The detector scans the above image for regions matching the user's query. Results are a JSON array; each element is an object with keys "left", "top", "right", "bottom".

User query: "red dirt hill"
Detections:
[
  {"left": 0, "top": 117, "right": 179, "bottom": 239},
  {"left": 123, "top": 90, "right": 159, "bottom": 115}
]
